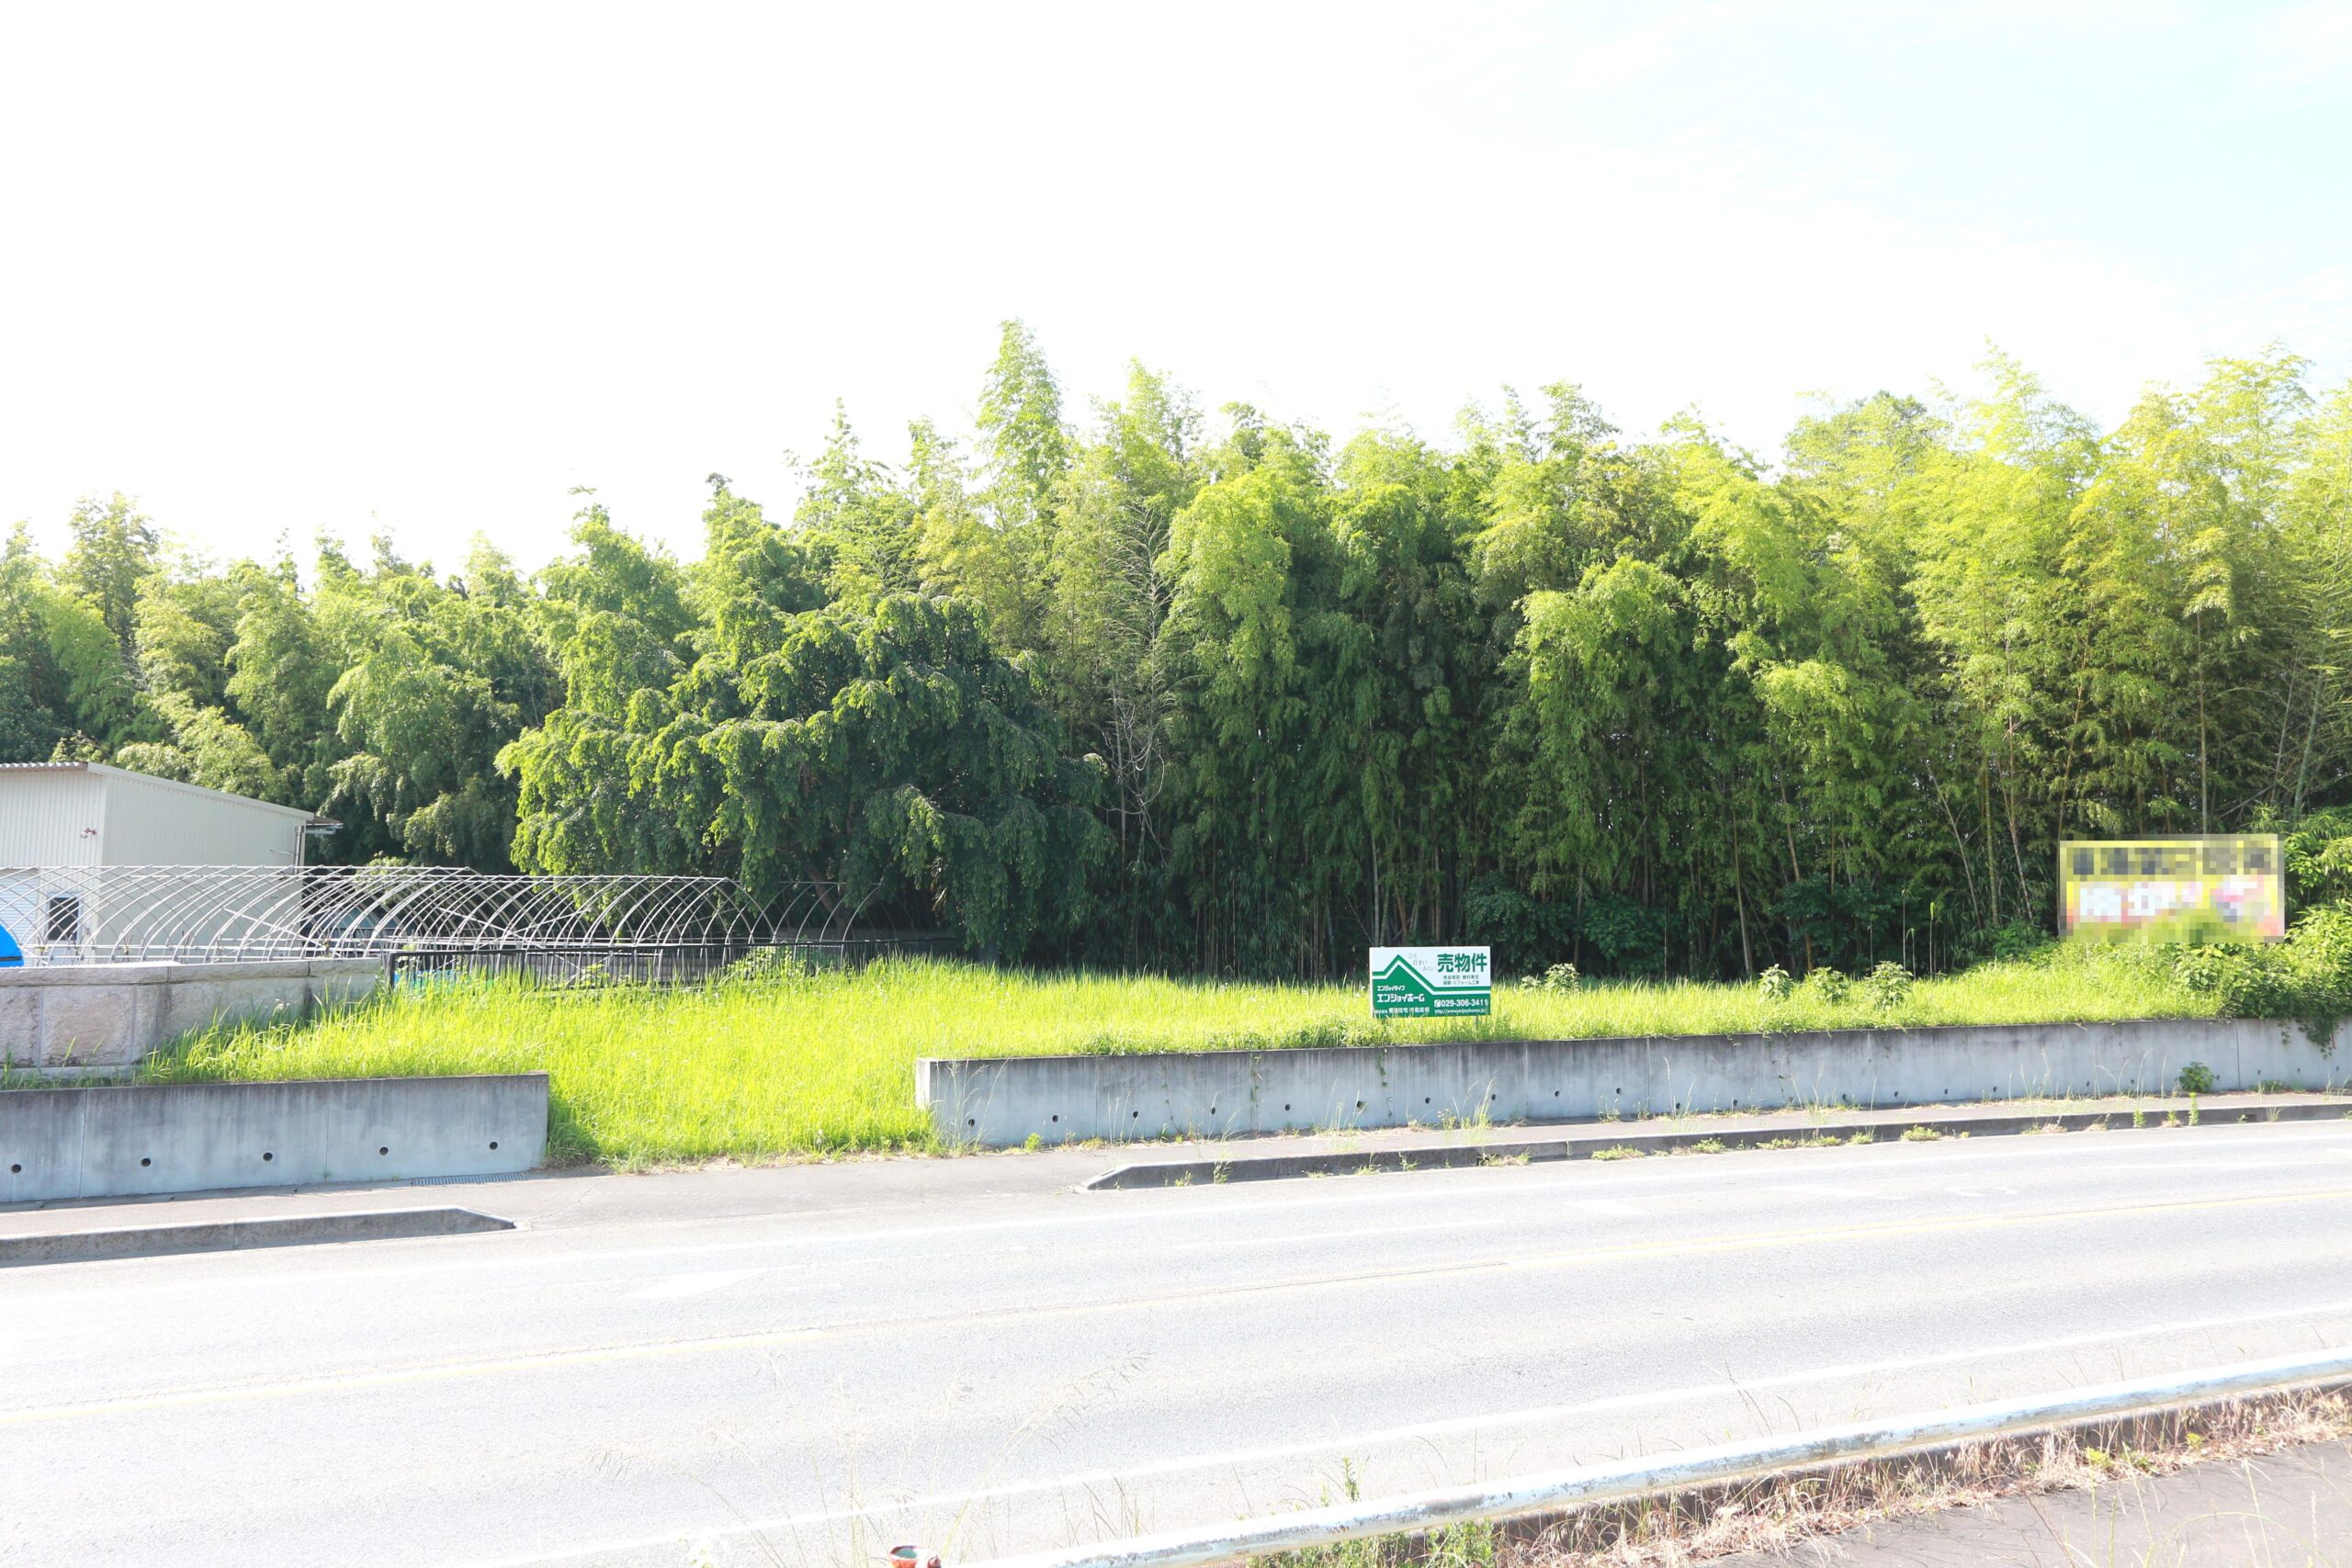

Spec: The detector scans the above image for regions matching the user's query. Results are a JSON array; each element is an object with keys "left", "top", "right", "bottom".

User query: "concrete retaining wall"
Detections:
[
  {"left": 0, "top": 960, "right": 382, "bottom": 1070},
  {"left": 918, "top": 1019, "right": 2339, "bottom": 1147},
  {"left": 0, "top": 1074, "right": 548, "bottom": 1202}
]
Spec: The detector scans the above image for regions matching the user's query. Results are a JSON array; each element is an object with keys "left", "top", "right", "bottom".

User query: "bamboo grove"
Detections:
[{"left": 6, "top": 330, "right": 2350, "bottom": 979}]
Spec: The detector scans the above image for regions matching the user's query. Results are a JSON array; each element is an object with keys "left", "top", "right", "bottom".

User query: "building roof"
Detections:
[{"left": 0, "top": 761, "right": 335, "bottom": 827}]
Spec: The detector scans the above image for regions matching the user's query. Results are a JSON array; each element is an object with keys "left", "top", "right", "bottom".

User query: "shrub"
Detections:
[
  {"left": 1989, "top": 922, "right": 2051, "bottom": 962},
  {"left": 2173, "top": 942, "right": 2291, "bottom": 1017},
  {"left": 723, "top": 946, "right": 818, "bottom": 985},
  {"left": 1863, "top": 960, "right": 1915, "bottom": 1011},
  {"left": 1803, "top": 966, "right": 1851, "bottom": 1005},
  {"left": 2171, "top": 904, "right": 2352, "bottom": 1046},
  {"left": 1757, "top": 964, "right": 1794, "bottom": 1002},
  {"left": 1542, "top": 962, "right": 1581, "bottom": 993},
  {"left": 2178, "top": 1060, "right": 2218, "bottom": 1095}
]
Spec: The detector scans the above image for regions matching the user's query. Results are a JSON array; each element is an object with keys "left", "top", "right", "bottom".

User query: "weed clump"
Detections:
[
  {"left": 1862, "top": 961, "right": 1914, "bottom": 1011},
  {"left": 2168, "top": 903, "right": 2352, "bottom": 1048},
  {"left": 1518, "top": 963, "right": 1581, "bottom": 994},
  {"left": 1802, "top": 967, "right": 1851, "bottom": 1006}
]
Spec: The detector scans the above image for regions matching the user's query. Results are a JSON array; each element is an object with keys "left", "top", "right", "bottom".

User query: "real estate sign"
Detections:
[
  {"left": 1369, "top": 946, "right": 1492, "bottom": 1017},
  {"left": 2059, "top": 835, "right": 2285, "bottom": 944}
]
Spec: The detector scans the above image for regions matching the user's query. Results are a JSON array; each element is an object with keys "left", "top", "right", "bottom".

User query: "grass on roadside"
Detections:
[{"left": 133, "top": 948, "right": 2211, "bottom": 1167}]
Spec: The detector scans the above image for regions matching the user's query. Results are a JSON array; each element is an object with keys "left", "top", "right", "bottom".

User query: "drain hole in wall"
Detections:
[
  {"left": 140, "top": 1157, "right": 152, "bottom": 1167},
  {"left": 1051, "top": 1114, "right": 1058, "bottom": 1122},
  {"left": 8, "top": 1164, "right": 18, "bottom": 1174},
  {"left": 488, "top": 1140, "right": 499, "bottom": 1150},
  {"left": 379, "top": 1146, "right": 389, "bottom": 1156},
  {"left": 262, "top": 1152, "right": 274, "bottom": 1162}
]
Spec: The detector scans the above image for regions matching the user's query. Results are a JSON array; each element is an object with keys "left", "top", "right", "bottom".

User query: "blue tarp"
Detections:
[{"left": 0, "top": 920, "right": 20, "bottom": 967}]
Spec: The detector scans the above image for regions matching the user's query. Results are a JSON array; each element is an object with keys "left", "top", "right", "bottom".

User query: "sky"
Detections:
[{"left": 4, "top": 0, "right": 2348, "bottom": 573}]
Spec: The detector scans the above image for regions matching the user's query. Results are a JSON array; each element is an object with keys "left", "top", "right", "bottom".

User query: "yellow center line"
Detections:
[{"left": 9, "top": 1184, "right": 2350, "bottom": 1427}]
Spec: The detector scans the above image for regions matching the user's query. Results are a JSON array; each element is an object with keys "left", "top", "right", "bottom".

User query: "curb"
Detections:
[
  {"left": 0, "top": 1206, "right": 515, "bottom": 1267},
  {"left": 1083, "top": 1098, "right": 2352, "bottom": 1190},
  {"left": 958, "top": 1350, "right": 2352, "bottom": 1568}
]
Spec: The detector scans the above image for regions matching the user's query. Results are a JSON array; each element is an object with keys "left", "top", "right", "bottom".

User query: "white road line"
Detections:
[
  {"left": 625, "top": 1269, "right": 763, "bottom": 1301},
  {"left": 1568, "top": 1199, "right": 1645, "bottom": 1216},
  {"left": 2088, "top": 1157, "right": 2352, "bottom": 1173},
  {"left": 437, "top": 1290, "right": 2352, "bottom": 1568},
  {"left": 1170, "top": 1217, "right": 1508, "bottom": 1253},
  {"left": 1770, "top": 1184, "right": 1899, "bottom": 1201}
]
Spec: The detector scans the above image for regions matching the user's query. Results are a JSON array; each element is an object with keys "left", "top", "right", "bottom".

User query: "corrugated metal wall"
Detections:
[
  {"left": 98, "top": 772, "right": 307, "bottom": 865},
  {"left": 0, "top": 766, "right": 309, "bottom": 867},
  {"left": 0, "top": 771, "right": 107, "bottom": 867},
  {"left": 1, "top": 768, "right": 311, "bottom": 960}
]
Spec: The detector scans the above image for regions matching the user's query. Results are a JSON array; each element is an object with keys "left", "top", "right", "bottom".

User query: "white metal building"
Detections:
[
  {"left": 0, "top": 763, "right": 333, "bottom": 965},
  {"left": 0, "top": 761, "right": 325, "bottom": 867}
]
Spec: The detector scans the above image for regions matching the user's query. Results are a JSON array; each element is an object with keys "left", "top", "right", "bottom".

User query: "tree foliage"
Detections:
[{"left": 10, "top": 335, "right": 2352, "bottom": 974}]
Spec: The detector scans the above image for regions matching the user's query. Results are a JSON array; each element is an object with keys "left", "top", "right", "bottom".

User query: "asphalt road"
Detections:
[{"left": 7, "top": 1120, "right": 2352, "bottom": 1567}]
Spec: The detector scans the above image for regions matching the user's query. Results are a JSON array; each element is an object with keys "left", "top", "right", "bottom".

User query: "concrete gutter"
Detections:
[
  {"left": 0, "top": 1206, "right": 514, "bottom": 1267},
  {"left": 959, "top": 1347, "right": 2352, "bottom": 1568},
  {"left": 1084, "top": 1092, "right": 2352, "bottom": 1189}
]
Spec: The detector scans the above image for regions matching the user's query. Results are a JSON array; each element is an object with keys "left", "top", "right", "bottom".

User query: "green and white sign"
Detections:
[{"left": 1369, "top": 946, "right": 1492, "bottom": 1018}]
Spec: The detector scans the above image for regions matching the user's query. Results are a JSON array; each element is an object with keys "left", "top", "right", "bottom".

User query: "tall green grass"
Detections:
[{"left": 141, "top": 949, "right": 2210, "bottom": 1165}]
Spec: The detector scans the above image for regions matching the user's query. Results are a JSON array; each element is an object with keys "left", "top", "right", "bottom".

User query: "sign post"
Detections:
[{"left": 1369, "top": 946, "right": 1492, "bottom": 1018}]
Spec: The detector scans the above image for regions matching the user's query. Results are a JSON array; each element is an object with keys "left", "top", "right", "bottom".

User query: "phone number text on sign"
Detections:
[{"left": 1369, "top": 946, "right": 1492, "bottom": 1018}]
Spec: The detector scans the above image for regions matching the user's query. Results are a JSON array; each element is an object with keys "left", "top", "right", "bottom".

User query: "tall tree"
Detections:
[{"left": 62, "top": 492, "right": 162, "bottom": 658}]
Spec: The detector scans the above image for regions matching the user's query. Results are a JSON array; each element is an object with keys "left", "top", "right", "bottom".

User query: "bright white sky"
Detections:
[{"left": 5, "top": 1, "right": 2348, "bottom": 573}]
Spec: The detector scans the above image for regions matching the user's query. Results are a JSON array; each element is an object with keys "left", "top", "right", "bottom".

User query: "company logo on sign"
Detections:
[{"left": 1370, "top": 946, "right": 1491, "bottom": 1018}]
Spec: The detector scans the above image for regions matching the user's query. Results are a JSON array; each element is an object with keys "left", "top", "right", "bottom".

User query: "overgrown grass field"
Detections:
[{"left": 136, "top": 950, "right": 2213, "bottom": 1166}]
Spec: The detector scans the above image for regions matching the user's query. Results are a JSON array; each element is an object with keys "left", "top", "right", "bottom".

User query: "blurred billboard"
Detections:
[{"left": 2059, "top": 835, "right": 2284, "bottom": 943}]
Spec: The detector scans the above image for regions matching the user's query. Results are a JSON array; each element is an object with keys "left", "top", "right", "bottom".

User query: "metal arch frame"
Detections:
[{"left": 0, "top": 866, "right": 876, "bottom": 968}]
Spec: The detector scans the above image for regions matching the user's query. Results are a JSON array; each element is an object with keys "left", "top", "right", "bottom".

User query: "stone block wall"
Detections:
[{"left": 0, "top": 960, "right": 383, "bottom": 1070}]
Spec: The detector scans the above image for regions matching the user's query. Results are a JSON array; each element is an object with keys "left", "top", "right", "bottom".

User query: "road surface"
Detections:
[{"left": 6, "top": 1119, "right": 2352, "bottom": 1566}]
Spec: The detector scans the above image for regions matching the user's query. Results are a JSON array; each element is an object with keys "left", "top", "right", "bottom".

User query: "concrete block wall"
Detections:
[
  {"left": 0, "top": 1074, "right": 548, "bottom": 1202},
  {"left": 0, "top": 960, "right": 383, "bottom": 1070},
  {"left": 918, "top": 1018, "right": 2339, "bottom": 1147}
]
